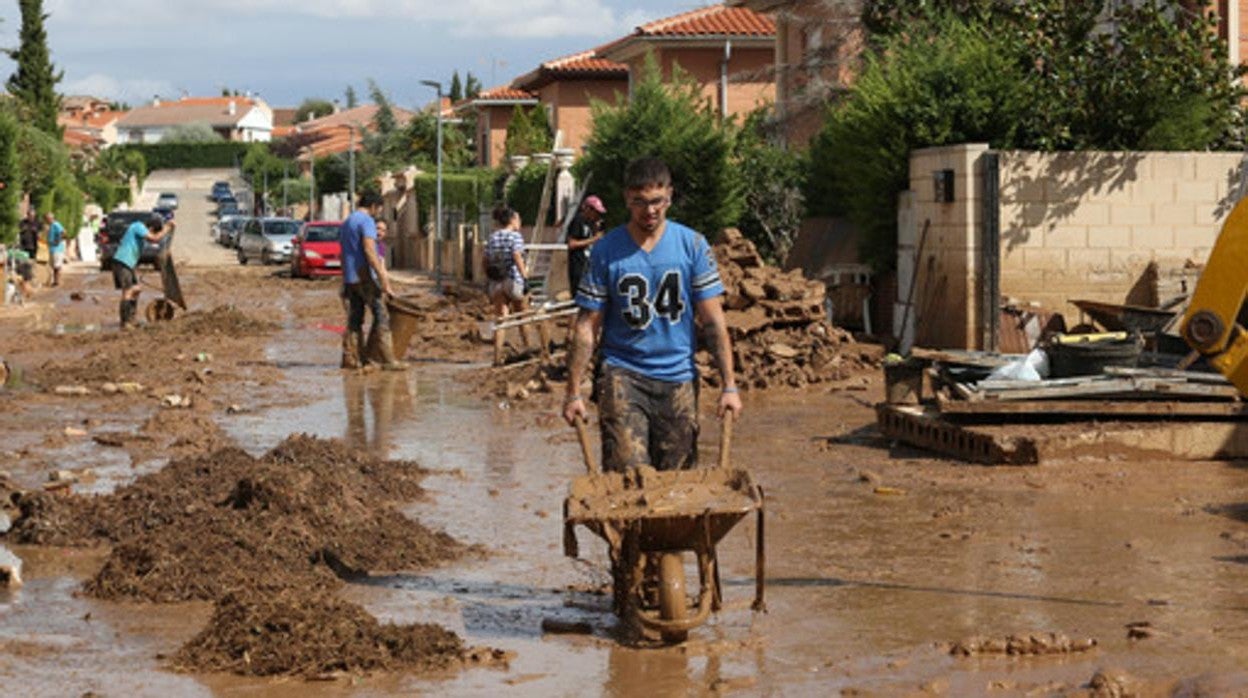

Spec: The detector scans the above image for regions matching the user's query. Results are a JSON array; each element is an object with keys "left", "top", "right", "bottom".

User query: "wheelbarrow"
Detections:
[
  {"left": 143, "top": 251, "right": 186, "bottom": 323},
  {"left": 562, "top": 415, "right": 766, "bottom": 644}
]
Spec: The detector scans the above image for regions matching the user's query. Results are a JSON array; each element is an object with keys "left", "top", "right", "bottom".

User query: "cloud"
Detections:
[
  {"left": 61, "top": 73, "right": 175, "bottom": 102},
  {"left": 44, "top": 0, "right": 631, "bottom": 37}
]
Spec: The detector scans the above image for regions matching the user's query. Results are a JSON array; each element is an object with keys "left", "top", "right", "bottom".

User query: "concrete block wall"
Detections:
[{"left": 997, "top": 150, "right": 1242, "bottom": 321}]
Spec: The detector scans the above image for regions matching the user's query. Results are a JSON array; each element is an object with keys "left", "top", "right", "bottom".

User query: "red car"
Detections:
[{"left": 290, "top": 220, "right": 343, "bottom": 278}]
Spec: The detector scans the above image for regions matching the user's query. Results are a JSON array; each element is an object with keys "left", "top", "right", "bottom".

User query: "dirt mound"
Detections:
[
  {"left": 166, "top": 306, "right": 278, "bottom": 338},
  {"left": 9, "top": 435, "right": 461, "bottom": 601},
  {"left": 174, "top": 588, "right": 463, "bottom": 677},
  {"left": 390, "top": 290, "right": 491, "bottom": 361},
  {"left": 713, "top": 228, "right": 881, "bottom": 390}
]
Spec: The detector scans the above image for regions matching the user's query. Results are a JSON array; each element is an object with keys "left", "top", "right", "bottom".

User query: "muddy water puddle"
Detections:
[{"left": 7, "top": 324, "right": 1248, "bottom": 694}]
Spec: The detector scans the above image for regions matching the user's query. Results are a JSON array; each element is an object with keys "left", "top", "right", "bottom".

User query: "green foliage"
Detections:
[
  {"left": 504, "top": 106, "right": 553, "bottom": 157},
  {"left": 314, "top": 155, "right": 349, "bottom": 195},
  {"left": 449, "top": 72, "right": 463, "bottom": 103},
  {"left": 240, "top": 144, "right": 287, "bottom": 190},
  {"left": 116, "top": 142, "right": 251, "bottom": 170},
  {"left": 465, "top": 73, "right": 482, "bottom": 99},
  {"left": 39, "top": 169, "right": 82, "bottom": 240},
  {"left": 369, "top": 80, "right": 397, "bottom": 135},
  {"left": 382, "top": 111, "right": 472, "bottom": 170},
  {"left": 345, "top": 85, "right": 358, "bottom": 109},
  {"left": 580, "top": 53, "right": 744, "bottom": 238},
  {"left": 95, "top": 147, "right": 147, "bottom": 188},
  {"left": 162, "top": 122, "right": 224, "bottom": 144},
  {"left": 17, "top": 122, "right": 71, "bottom": 203},
  {"left": 295, "top": 98, "right": 334, "bottom": 123},
  {"left": 81, "top": 173, "right": 130, "bottom": 212},
  {"left": 736, "top": 109, "right": 805, "bottom": 264},
  {"left": 411, "top": 168, "right": 498, "bottom": 229},
  {"left": 6, "top": 0, "right": 62, "bottom": 136},
  {"left": 505, "top": 162, "right": 556, "bottom": 226},
  {"left": 277, "top": 177, "right": 312, "bottom": 205},
  {"left": 0, "top": 112, "right": 22, "bottom": 245},
  {"left": 811, "top": 14, "right": 1038, "bottom": 269}
]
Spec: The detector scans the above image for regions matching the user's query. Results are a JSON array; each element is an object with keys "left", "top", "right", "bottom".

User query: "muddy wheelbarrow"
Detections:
[
  {"left": 562, "top": 415, "right": 766, "bottom": 644},
  {"left": 143, "top": 250, "right": 186, "bottom": 323}
]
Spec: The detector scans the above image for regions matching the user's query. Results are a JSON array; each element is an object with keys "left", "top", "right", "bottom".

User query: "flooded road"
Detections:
[{"left": 5, "top": 274, "right": 1248, "bottom": 696}]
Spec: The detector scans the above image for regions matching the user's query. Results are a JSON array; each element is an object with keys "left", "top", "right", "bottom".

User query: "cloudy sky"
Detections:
[{"left": 0, "top": 0, "right": 697, "bottom": 109}]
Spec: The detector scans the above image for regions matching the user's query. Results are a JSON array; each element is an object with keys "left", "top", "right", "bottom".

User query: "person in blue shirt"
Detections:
[
  {"left": 339, "top": 191, "right": 404, "bottom": 371},
  {"left": 44, "top": 213, "right": 66, "bottom": 287},
  {"left": 563, "top": 157, "right": 742, "bottom": 471},
  {"left": 112, "top": 215, "right": 173, "bottom": 328}
]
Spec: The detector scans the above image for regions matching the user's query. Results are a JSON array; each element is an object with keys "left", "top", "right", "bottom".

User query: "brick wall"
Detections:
[{"left": 901, "top": 144, "right": 1244, "bottom": 350}]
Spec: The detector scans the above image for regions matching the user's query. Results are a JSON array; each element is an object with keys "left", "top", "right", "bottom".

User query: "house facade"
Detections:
[
  {"left": 456, "top": 87, "right": 540, "bottom": 168},
  {"left": 511, "top": 49, "right": 629, "bottom": 157},
  {"left": 114, "top": 96, "right": 274, "bottom": 144}
]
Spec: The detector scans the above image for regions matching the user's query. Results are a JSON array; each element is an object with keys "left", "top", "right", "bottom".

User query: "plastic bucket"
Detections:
[{"left": 364, "top": 296, "right": 421, "bottom": 363}]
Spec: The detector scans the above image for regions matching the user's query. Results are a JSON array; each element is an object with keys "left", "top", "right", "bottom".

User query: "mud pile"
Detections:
[
  {"left": 391, "top": 288, "right": 492, "bottom": 361},
  {"left": 168, "top": 305, "right": 279, "bottom": 338},
  {"left": 712, "top": 228, "right": 880, "bottom": 390},
  {"left": 10, "top": 435, "right": 461, "bottom": 601},
  {"left": 174, "top": 588, "right": 464, "bottom": 678}
]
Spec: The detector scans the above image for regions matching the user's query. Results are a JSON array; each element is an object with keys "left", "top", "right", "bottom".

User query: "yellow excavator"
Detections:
[{"left": 1181, "top": 198, "right": 1248, "bottom": 393}]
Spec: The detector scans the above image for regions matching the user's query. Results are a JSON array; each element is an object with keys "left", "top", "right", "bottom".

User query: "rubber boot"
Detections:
[
  {"left": 119, "top": 299, "right": 137, "bottom": 329},
  {"left": 341, "top": 331, "right": 362, "bottom": 370},
  {"left": 376, "top": 328, "right": 408, "bottom": 371}
]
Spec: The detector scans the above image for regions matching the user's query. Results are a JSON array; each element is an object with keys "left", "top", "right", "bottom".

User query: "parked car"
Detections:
[
  {"left": 237, "top": 217, "right": 300, "bottom": 265},
  {"left": 211, "top": 181, "right": 232, "bottom": 201},
  {"left": 290, "top": 220, "right": 344, "bottom": 278},
  {"left": 213, "top": 214, "right": 245, "bottom": 246},
  {"left": 156, "top": 192, "right": 178, "bottom": 209},
  {"left": 215, "top": 195, "right": 238, "bottom": 216},
  {"left": 97, "top": 210, "right": 173, "bottom": 270},
  {"left": 153, "top": 206, "right": 175, "bottom": 223}
]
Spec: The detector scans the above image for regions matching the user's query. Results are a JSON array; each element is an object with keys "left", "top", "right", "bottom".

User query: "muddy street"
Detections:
[{"left": 4, "top": 259, "right": 1248, "bottom": 696}]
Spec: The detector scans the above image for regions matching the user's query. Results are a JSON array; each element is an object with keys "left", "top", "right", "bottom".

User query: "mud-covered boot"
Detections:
[
  {"left": 376, "top": 328, "right": 408, "bottom": 371},
  {"left": 119, "top": 299, "right": 137, "bottom": 329},
  {"left": 341, "top": 331, "right": 362, "bottom": 369}
]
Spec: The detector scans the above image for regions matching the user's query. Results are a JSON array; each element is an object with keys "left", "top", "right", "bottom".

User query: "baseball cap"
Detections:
[{"left": 583, "top": 195, "right": 606, "bottom": 214}]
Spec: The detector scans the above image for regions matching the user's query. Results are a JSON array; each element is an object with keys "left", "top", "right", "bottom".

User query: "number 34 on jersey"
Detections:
[{"left": 617, "top": 270, "right": 686, "bottom": 330}]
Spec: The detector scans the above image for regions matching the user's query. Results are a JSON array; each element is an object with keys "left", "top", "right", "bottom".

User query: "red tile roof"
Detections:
[
  {"left": 63, "top": 128, "right": 99, "bottom": 149},
  {"left": 475, "top": 86, "right": 538, "bottom": 102},
  {"left": 636, "top": 4, "right": 774, "bottom": 37},
  {"left": 543, "top": 49, "right": 627, "bottom": 77}
]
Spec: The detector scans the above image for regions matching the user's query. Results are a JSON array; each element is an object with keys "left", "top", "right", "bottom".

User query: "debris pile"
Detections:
[
  {"left": 174, "top": 588, "right": 464, "bottom": 678},
  {"left": 949, "top": 632, "right": 1098, "bottom": 657},
  {"left": 712, "top": 228, "right": 880, "bottom": 390},
  {"left": 3, "top": 436, "right": 478, "bottom": 678},
  {"left": 391, "top": 289, "right": 492, "bottom": 361}
]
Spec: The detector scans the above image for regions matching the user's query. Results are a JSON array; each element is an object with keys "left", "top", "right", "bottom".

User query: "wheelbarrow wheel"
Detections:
[{"left": 657, "top": 552, "right": 688, "bottom": 644}]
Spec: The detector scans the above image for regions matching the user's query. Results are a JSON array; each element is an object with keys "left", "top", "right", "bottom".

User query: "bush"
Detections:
[
  {"left": 412, "top": 168, "right": 499, "bottom": 232},
  {"left": 40, "top": 170, "right": 84, "bottom": 240},
  {"left": 0, "top": 112, "right": 21, "bottom": 245},
  {"left": 17, "top": 123, "right": 70, "bottom": 203},
  {"left": 504, "top": 162, "right": 556, "bottom": 226},
  {"left": 81, "top": 173, "right": 130, "bottom": 212},
  {"left": 579, "top": 52, "right": 743, "bottom": 239},
  {"left": 116, "top": 142, "right": 251, "bottom": 170},
  {"left": 809, "top": 15, "right": 1030, "bottom": 270},
  {"left": 163, "top": 122, "right": 224, "bottom": 144},
  {"left": 737, "top": 109, "right": 805, "bottom": 264}
]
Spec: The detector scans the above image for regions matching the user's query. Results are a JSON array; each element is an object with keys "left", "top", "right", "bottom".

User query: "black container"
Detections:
[{"left": 1047, "top": 334, "right": 1143, "bottom": 378}]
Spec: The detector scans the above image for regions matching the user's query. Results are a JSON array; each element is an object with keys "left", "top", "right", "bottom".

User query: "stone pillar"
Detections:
[
  {"left": 554, "top": 148, "right": 576, "bottom": 224},
  {"left": 505, "top": 154, "right": 530, "bottom": 197}
]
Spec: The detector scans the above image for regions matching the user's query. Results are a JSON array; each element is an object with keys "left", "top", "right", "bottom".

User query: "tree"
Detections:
[
  {"left": 6, "top": 0, "right": 63, "bottom": 136},
  {"left": 737, "top": 108, "right": 805, "bottom": 264},
  {"left": 580, "top": 53, "right": 743, "bottom": 237},
  {"left": 449, "top": 71, "right": 464, "bottom": 103},
  {"left": 504, "top": 105, "right": 552, "bottom": 157},
  {"left": 345, "top": 85, "right": 358, "bottom": 109},
  {"left": 240, "top": 145, "right": 286, "bottom": 192},
  {"left": 314, "top": 154, "right": 350, "bottom": 195},
  {"left": 163, "top": 122, "right": 224, "bottom": 143},
  {"left": 368, "top": 79, "right": 397, "bottom": 136},
  {"left": 465, "top": 72, "right": 482, "bottom": 99},
  {"left": 0, "top": 112, "right": 21, "bottom": 245},
  {"left": 295, "top": 98, "right": 334, "bottom": 123}
]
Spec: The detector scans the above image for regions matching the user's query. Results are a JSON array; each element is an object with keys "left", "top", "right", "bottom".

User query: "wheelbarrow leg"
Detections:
[{"left": 753, "top": 489, "right": 767, "bottom": 613}]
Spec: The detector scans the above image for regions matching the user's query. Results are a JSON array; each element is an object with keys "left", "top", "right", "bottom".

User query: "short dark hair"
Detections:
[
  {"left": 624, "top": 157, "right": 671, "bottom": 190},
  {"left": 492, "top": 204, "right": 518, "bottom": 227},
  {"left": 146, "top": 216, "right": 164, "bottom": 232},
  {"left": 358, "top": 191, "right": 383, "bottom": 209}
]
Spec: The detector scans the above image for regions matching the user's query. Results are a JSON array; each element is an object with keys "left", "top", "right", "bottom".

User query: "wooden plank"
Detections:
[
  {"left": 938, "top": 396, "right": 1248, "bottom": 418},
  {"left": 911, "top": 347, "right": 1021, "bottom": 369},
  {"left": 1102, "top": 366, "right": 1230, "bottom": 386}
]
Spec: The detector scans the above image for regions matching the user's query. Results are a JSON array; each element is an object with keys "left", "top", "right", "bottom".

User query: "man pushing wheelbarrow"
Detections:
[{"left": 562, "top": 158, "right": 763, "bottom": 643}]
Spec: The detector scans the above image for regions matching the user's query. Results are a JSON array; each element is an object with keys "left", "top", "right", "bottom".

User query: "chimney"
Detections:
[
  {"left": 152, "top": 95, "right": 161, "bottom": 107},
  {"left": 228, "top": 101, "right": 237, "bottom": 116}
]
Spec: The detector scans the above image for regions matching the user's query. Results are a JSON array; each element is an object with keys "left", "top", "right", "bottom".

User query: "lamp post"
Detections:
[
  {"left": 347, "top": 125, "right": 356, "bottom": 210},
  {"left": 308, "top": 147, "right": 316, "bottom": 220},
  {"left": 420, "top": 79, "right": 444, "bottom": 291}
]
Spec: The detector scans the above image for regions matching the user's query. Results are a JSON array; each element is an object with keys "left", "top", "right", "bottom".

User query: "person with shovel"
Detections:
[
  {"left": 339, "top": 191, "right": 405, "bottom": 371},
  {"left": 112, "top": 215, "right": 173, "bottom": 329},
  {"left": 562, "top": 157, "right": 742, "bottom": 471}
]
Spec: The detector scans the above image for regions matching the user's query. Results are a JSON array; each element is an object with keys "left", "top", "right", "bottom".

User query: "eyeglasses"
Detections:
[{"left": 627, "top": 195, "right": 670, "bottom": 210}]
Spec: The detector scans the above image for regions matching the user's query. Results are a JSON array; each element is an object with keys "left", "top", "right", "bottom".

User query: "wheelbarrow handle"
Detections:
[
  {"left": 574, "top": 417, "right": 598, "bottom": 474},
  {"left": 718, "top": 411, "right": 734, "bottom": 469}
]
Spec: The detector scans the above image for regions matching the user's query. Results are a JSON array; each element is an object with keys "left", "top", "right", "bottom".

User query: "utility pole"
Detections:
[
  {"left": 282, "top": 162, "right": 289, "bottom": 213},
  {"left": 308, "top": 147, "right": 316, "bottom": 220},
  {"left": 348, "top": 125, "right": 356, "bottom": 210},
  {"left": 420, "top": 80, "right": 444, "bottom": 291}
]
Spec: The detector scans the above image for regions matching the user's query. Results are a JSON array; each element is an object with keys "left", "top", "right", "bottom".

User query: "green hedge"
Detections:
[
  {"left": 115, "top": 142, "right": 252, "bottom": 170},
  {"left": 412, "top": 168, "right": 501, "bottom": 231}
]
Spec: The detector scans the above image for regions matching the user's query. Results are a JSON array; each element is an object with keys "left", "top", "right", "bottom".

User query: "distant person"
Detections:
[
  {"left": 339, "top": 191, "right": 405, "bottom": 371},
  {"left": 18, "top": 210, "right": 38, "bottom": 261},
  {"left": 44, "top": 212, "right": 65, "bottom": 287},
  {"left": 484, "top": 205, "right": 531, "bottom": 346},
  {"left": 5, "top": 245, "right": 35, "bottom": 303},
  {"left": 563, "top": 157, "right": 742, "bottom": 472},
  {"left": 566, "top": 195, "right": 606, "bottom": 297},
  {"left": 375, "top": 220, "right": 389, "bottom": 263},
  {"left": 112, "top": 215, "right": 174, "bottom": 329}
]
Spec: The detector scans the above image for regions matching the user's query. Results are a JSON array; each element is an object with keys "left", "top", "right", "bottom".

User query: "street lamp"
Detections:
[
  {"left": 347, "top": 124, "right": 356, "bottom": 210},
  {"left": 420, "top": 79, "right": 444, "bottom": 291}
]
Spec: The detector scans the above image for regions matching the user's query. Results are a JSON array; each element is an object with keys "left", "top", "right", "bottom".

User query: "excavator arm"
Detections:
[{"left": 1181, "top": 197, "right": 1248, "bottom": 395}]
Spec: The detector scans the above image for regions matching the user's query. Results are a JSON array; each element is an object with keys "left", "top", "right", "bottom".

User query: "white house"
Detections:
[{"left": 115, "top": 96, "right": 274, "bottom": 144}]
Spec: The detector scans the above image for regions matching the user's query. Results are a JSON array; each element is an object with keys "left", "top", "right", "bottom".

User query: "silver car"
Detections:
[{"left": 237, "top": 217, "right": 300, "bottom": 265}]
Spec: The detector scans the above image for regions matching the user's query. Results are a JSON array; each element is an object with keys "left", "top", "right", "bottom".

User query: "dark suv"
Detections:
[{"left": 97, "top": 210, "right": 173, "bottom": 270}]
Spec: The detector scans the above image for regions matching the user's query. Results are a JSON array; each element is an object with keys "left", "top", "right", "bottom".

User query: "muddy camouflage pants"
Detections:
[{"left": 597, "top": 363, "right": 698, "bottom": 472}]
